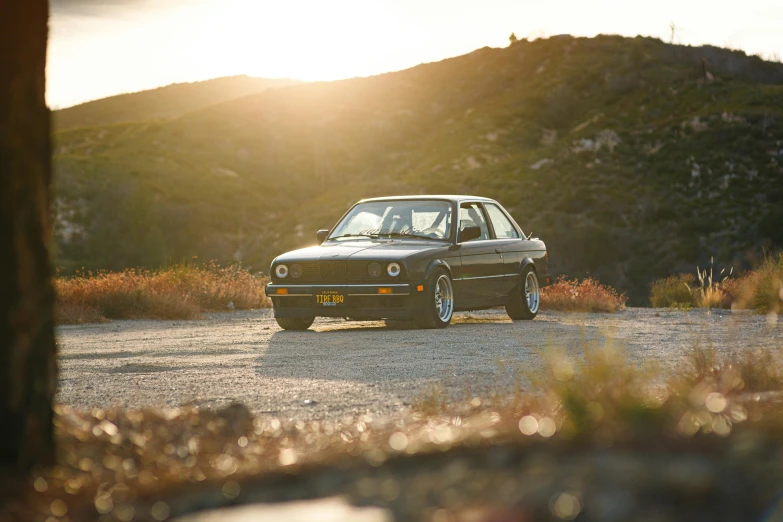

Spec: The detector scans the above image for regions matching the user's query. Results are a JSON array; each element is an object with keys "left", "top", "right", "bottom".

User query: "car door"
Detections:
[
  {"left": 453, "top": 202, "right": 505, "bottom": 307},
  {"left": 483, "top": 202, "right": 525, "bottom": 296}
]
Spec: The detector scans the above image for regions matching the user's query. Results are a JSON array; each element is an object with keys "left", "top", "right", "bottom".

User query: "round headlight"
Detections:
[
  {"left": 387, "top": 262, "right": 401, "bottom": 277},
  {"left": 290, "top": 264, "right": 303, "bottom": 279},
  {"left": 275, "top": 264, "right": 289, "bottom": 278},
  {"left": 368, "top": 262, "right": 382, "bottom": 278}
]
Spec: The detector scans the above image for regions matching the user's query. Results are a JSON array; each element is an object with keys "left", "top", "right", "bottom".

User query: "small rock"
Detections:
[
  {"left": 530, "top": 158, "right": 552, "bottom": 170},
  {"left": 303, "top": 399, "right": 318, "bottom": 406}
]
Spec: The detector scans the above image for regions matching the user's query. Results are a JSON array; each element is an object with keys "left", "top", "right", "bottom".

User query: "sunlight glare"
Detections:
[{"left": 183, "top": 0, "right": 401, "bottom": 81}]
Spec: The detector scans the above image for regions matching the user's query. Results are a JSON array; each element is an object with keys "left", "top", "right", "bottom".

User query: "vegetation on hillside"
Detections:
[
  {"left": 52, "top": 36, "right": 783, "bottom": 304},
  {"left": 54, "top": 76, "right": 299, "bottom": 130},
  {"left": 650, "top": 252, "right": 783, "bottom": 312},
  {"left": 56, "top": 264, "right": 269, "bottom": 324}
]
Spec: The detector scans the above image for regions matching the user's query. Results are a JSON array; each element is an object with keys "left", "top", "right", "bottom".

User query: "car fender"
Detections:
[
  {"left": 519, "top": 255, "right": 551, "bottom": 286},
  {"left": 519, "top": 257, "right": 536, "bottom": 274},
  {"left": 510, "top": 257, "right": 537, "bottom": 286},
  {"left": 424, "top": 259, "right": 453, "bottom": 280}
]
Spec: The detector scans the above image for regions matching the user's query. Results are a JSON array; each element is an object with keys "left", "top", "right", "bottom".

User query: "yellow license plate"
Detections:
[{"left": 316, "top": 291, "right": 345, "bottom": 306}]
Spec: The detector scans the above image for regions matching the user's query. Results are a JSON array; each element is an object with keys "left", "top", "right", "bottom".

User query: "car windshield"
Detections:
[{"left": 329, "top": 200, "right": 452, "bottom": 241}]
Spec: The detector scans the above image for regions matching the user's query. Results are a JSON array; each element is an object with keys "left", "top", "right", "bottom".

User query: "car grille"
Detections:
[
  {"left": 319, "top": 261, "right": 347, "bottom": 280},
  {"left": 274, "top": 261, "right": 405, "bottom": 283},
  {"left": 300, "top": 262, "right": 322, "bottom": 281}
]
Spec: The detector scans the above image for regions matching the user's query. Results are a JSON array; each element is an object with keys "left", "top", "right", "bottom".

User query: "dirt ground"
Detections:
[{"left": 55, "top": 308, "right": 782, "bottom": 420}]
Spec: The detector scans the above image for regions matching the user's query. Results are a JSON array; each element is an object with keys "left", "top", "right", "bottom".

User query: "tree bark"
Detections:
[{"left": 0, "top": 0, "right": 56, "bottom": 472}]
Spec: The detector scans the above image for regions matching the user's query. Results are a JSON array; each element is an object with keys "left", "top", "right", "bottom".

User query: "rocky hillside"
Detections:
[
  {"left": 54, "top": 76, "right": 299, "bottom": 130},
  {"left": 52, "top": 36, "right": 783, "bottom": 303}
]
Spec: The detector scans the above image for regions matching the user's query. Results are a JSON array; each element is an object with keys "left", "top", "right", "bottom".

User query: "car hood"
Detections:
[{"left": 274, "top": 239, "right": 449, "bottom": 263}]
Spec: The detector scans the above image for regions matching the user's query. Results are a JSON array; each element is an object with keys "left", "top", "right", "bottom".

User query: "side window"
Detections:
[
  {"left": 459, "top": 203, "right": 490, "bottom": 241},
  {"left": 485, "top": 204, "right": 519, "bottom": 239}
]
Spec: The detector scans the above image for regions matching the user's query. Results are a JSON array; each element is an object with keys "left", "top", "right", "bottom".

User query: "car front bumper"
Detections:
[{"left": 265, "top": 283, "right": 426, "bottom": 320}]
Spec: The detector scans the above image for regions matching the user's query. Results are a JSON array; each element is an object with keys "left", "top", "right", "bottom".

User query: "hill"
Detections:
[
  {"left": 52, "top": 36, "right": 783, "bottom": 304},
  {"left": 53, "top": 76, "right": 300, "bottom": 130}
]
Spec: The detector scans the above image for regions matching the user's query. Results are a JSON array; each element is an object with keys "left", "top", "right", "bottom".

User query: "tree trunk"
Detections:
[{"left": 0, "top": 0, "right": 56, "bottom": 472}]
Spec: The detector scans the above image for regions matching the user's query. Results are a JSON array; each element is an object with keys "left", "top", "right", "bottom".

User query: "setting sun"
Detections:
[{"left": 48, "top": 0, "right": 783, "bottom": 108}]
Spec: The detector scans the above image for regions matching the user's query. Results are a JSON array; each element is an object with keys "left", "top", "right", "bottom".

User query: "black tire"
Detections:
[
  {"left": 275, "top": 317, "right": 315, "bottom": 330},
  {"left": 415, "top": 268, "right": 454, "bottom": 329},
  {"left": 506, "top": 266, "right": 540, "bottom": 320}
]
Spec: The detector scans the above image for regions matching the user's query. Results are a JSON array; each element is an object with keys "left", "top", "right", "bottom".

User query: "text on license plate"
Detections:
[{"left": 316, "top": 291, "right": 344, "bottom": 306}]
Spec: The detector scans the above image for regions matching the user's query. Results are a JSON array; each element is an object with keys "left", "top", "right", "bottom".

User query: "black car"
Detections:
[{"left": 265, "top": 196, "right": 549, "bottom": 330}]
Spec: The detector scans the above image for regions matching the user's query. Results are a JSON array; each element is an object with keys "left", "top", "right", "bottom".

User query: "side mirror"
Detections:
[
  {"left": 316, "top": 229, "right": 329, "bottom": 243},
  {"left": 459, "top": 226, "right": 481, "bottom": 243}
]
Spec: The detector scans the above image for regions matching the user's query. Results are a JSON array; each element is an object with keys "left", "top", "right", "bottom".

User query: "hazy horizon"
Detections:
[{"left": 49, "top": 0, "right": 783, "bottom": 109}]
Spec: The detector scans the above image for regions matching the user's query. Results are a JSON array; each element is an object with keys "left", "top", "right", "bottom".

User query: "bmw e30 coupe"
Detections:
[{"left": 265, "top": 196, "right": 549, "bottom": 330}]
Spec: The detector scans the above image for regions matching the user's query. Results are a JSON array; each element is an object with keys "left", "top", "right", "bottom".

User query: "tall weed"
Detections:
[{"left": 693, "top": 258, "right": 733, "bottom": 309}]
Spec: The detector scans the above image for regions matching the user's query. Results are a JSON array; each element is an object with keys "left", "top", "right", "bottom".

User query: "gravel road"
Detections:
[{"left": 56, "top": 308, "right": 782, "bottom": 420}]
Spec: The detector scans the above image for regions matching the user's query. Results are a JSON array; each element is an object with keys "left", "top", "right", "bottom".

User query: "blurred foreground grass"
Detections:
[
  {"left": 3, "top": 336, "right": 783, "bottom": 521},
  {"left": 55, "top": 263, "right": 271, "bottom": 324}
]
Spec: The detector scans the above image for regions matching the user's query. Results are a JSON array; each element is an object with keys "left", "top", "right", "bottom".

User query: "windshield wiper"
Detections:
[
  {"left": 329, "top": 233, "right": 379, "bottom": 240},
  {"left": 379, "top": 232, "right": 437, "bottom": 240}
]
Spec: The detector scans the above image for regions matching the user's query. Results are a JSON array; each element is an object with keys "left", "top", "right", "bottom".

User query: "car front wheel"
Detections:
[
  {"left": 506, "top": 266, "right": 540, "bottom": 320},
  {"left": 415, "top": 268, "right": 454, "bottom": 329},
  {"left": 275, "top": 317, "right": 315, "bottom": 330}
]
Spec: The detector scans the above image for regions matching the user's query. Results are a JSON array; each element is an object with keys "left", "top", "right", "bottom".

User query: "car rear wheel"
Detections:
[
  {"left": 506, "top": 266, "right": 540, "bottom": 320},
  {"left": 415, "top": 268, "right": 453, "bottom": 329},
  {"left": 275, "top": 317, "right": 315, "bottom": 330}
]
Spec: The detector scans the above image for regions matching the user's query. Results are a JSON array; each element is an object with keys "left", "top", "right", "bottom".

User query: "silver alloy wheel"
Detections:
[
  {"left": 525, "top": 271, "right": 540, "bottom": 314},
  {"left": 434, "top": 274, "right": 454, "bottom": 322}
]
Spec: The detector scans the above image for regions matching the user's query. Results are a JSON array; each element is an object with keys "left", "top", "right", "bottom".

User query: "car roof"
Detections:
[{"left": 357, "top": 195, "right": 497, "bottom": 204}]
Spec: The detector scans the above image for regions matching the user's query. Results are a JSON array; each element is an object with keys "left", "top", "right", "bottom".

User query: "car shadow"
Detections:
[
  {"left": 254, "top": 313, "right": 597, "bottom": 386},
  {"left": 60, "top": 348, "right": 247, "bottom": 361}
]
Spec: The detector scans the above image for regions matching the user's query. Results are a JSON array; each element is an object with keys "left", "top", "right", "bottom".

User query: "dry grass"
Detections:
[
  {"left": 412, "top": 384, "right": 448, "bottom": 416},
  {"left": 527, "top": 342, "right": 783, "bottom": 442},
  {"left": 540, "top": 277, "right": 626, "bottom": 313},
  {"left": 650, "top": 253, "right": 783, "bottom": 312},
  {"left": 725, "top": 253, "right": 783, "bottom": 314},
  {"left": 684, "top": 344, "right": 783, "bottom": 395},
  {"left": 56, "top": 263, "right": 271, "bottom": 324},
  {"left": 412, "top": 337, "right": 783, "bottom": 441},
  {"left": 692, "top": 259, "right": 734, "bottom": 309}
]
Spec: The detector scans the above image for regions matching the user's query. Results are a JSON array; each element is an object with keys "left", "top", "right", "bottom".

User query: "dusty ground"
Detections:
[{"left": 56, "top": 308, "right": 782, "bottom": 420}]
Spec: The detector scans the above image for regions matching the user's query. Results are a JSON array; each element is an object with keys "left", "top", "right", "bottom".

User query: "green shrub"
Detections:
[{"left": 649, "top": 273, "right": 697, "bottom": 308}]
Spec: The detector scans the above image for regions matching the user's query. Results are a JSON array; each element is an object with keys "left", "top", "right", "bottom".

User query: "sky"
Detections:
[{"left": 48, "top": 0, "right": 783, "bottom": 108}]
